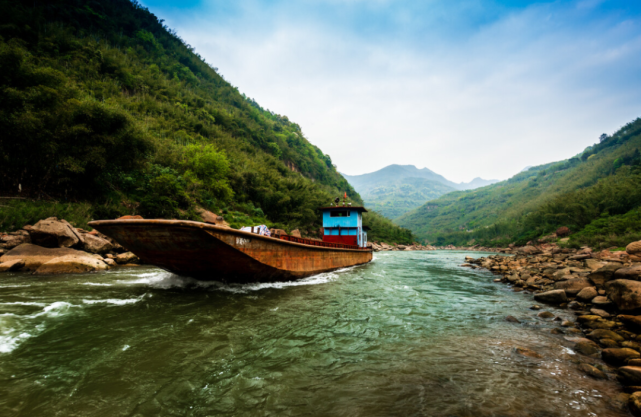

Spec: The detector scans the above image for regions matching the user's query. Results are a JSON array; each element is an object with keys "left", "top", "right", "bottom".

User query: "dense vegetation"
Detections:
[
  {"left": 0, "top": 0, "right": 414, "bottom": 243},
  {"left": 397, "top": 118, "right": 641, "bottom": 249}
]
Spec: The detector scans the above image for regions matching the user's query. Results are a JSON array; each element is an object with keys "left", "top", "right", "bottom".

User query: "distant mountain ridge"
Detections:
[{"left": 342, "top": 165, "right": 498, "bottom": 219}]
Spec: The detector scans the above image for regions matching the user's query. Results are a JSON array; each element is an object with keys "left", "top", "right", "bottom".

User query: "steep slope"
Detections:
[
  {"left": 397, "top": 118, "right": 641, "bottom": 248},
  {"left": 0, "top": 0, "right": 414, "bottom": 243},
  {"left": 342, "top": 164, "right": 497, "bottom": 219}
]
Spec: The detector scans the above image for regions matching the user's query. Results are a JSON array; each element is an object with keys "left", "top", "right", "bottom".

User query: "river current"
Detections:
[{"left": 0, "top": 251, "right": 630, "bottom": 416}]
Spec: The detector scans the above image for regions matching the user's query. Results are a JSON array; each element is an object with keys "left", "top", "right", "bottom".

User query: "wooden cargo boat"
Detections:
[{"left": 88, "top": 215, "right": 373, "bottom": 283}]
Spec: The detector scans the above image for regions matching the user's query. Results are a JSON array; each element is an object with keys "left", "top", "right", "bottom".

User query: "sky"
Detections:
[{"left": 139, "top": 0, "right": 641, "bottom": 183}]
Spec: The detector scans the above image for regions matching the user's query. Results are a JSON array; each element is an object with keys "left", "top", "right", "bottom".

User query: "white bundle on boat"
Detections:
[{"left": 240, "top": 225, "right": 271, "bottom": 236}]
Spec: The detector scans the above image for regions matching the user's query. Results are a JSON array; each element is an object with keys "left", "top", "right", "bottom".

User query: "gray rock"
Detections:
[
  {"left": 28, "top": 217, "right": 82, "bottom": 248},
  {"left": 81, "top": 234, "right": 113, "bottom": 254},
  {"left": 0, "top": 244, "right": 89, "bottom": 271}
]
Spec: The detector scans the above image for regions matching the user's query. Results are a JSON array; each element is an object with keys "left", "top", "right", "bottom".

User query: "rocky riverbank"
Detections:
[
  {"left": 467, "top": 240, "right": 641, "bottom": 416},
  {"left": 0, "top": 217, "right": 141, "bottom": 274},
  {"left": 371, "top": 241, "right": 506, "bottom": 252}
]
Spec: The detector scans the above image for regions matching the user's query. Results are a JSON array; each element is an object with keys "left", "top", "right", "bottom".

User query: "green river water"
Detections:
[{"left": 0, "top": 251, "right": 630, "bottom": 416}]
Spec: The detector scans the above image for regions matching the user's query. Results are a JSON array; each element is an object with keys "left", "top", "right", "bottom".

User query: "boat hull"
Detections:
[{"left": 88, "top": 219, "right": 373, "bottom": 283}]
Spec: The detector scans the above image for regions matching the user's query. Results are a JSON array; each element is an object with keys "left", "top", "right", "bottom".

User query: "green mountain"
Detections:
[
  {"left": 342, "top": 165, "right": 498, "bottom": 219},
  {"left": 397, "top": 119, "right": 641, "bottom": 249},
  {"left": 0, "top": 0, "right": 414, "bottom": 244}
]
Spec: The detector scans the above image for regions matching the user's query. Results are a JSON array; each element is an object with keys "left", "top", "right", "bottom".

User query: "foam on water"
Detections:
[
  {"left": 0, "top": 301, "right": 47, "bottom": 307},
  {"left": 82, "top": 298, "right": 142, "bottom": 305},
  {"left": 0, "top": 332, "right": 31, "bottom": 353},
  {"left": 82, "top": 283, "right": 114, "bottom": 287}
]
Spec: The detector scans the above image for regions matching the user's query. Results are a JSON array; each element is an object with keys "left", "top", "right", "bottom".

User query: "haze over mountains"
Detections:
[{"left": 342, "top": 165, "right": 498, "bottom": 219}]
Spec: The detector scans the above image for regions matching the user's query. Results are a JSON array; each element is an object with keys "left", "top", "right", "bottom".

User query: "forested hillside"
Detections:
[
  {"left": 397, "top": 118, "right": 641, "bottom": 248},
  {"left": 0, "top": 0, "right": 414, "bottom": 243}
]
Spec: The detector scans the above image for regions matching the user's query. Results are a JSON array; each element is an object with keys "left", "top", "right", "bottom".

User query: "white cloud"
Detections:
[{"left": 145, "top": 1, "right": 641, "bottom": 182}]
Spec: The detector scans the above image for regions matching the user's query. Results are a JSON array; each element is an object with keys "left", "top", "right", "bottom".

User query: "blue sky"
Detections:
[{"left": 140, "top": 0, "right": 641, "bottom": 182}]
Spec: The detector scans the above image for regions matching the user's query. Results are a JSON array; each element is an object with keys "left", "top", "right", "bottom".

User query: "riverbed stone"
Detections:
[
  {"left": 588, "top": 329, "right": 625, "bottom": 342},
  {"left": 590, "top": 308, "right": 611, "bottom": 318},
  {"left": 538, "top": 311, "right": 554, "bottom": 319},
  {"left": 600, "top": 338, "right": 619, "bottom": 348},
  {"left": 588, "top": 263, "right": 624, "bottom": 286},
  {"left": 578, "top": 363, "right": 607, "bottom": 379},
  {"left": 534, "top": 289, "right": 567, "bottom": 304},
  {"left": 103, "top": 258, "right": 116, "bottom": 267},
  {"left": 0, "top": 244, "right": 90, "bottom": 271},
  {"left": 577, "top": 286, "right": 598, "bottom": 301},
  {"left": 506, "top": 315, "right": 521, "bottom": 323},
  {"left": 606, "top": 280, "right": 641, "bottom": 311},
  {"left": 615, "top": 265, "right": 641, "bottom": 280},
  {"left": 602, "top": 348, "right": 640, "bottom": 366},
  {"left": 0, "top": 232, "right": 31, "bottom": 250},
  {"left": 573, "top": 338, "right": 601, "bottom": 357},
  {"left": 591, "top": 296, "right": 613, "bottom": 307},
  {"left": 629, "top": 392, "right": 641, "bottom": 417},
  {"left": 618, "top": 366, "right": 641, "bottom": 385},
  {"left": 33, "top": 254, "right": 108, "bottom": 275},
  {"left": 620, "top": 316, "right": 641, "bottom": 331},
  {"left": 554, "top": 277, "right": 592, "bottom": 295},
  {"left": 0, "top": 259, "right": 25, "bottom": 272},
  {"left": 515, "top": 347, "right": 542, "bottom": 358}
]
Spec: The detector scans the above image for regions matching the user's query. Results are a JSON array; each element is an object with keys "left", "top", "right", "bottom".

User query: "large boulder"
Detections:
[
  {"left": 588, "top": 263, "right": 624, "bottom": 286},
  {"left": 556, "top": 226, "right": 571, "bottom": 237},
  {"left": 81, "top": 234, "right": 113, "bottom": 254},
  {"left": 606, "top": 280, "right": 641, "bottom": 311},
  {"left": 0, "top": 259, "right": 25, "bottom": 272},
  {"left": 33, "top": 254, "right": 108, "bottom": 275},
  {"left": 28, "top": 217, "right": 82, "bottom": 248},
  {"left": 554, "top": 278, "right": 592, "bottom": 296},
  {"left": 290, "top": 229, "right": 302, "bottom": 238},
  {"left": 0, "top": 231, "right": 31, "bottom": 250},
  {"left": 0, "top": 244, "right": 88, "bottom": 271},
  {"left": 627, "top": 241, "right": 641, "bottom": 255},
  {"left": 533, "top": 289, "right": 567, "bottom": 304},
  {"left": 196, "top": 208, "right": 230, "bottom": 227},
  {"left": 614, "top": 265, "right": 641, "bottom": 280}
]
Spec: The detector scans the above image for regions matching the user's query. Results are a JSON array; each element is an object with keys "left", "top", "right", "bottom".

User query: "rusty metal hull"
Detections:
[{"left": 88, "top": 219, "right": 373, "bottom": 283}]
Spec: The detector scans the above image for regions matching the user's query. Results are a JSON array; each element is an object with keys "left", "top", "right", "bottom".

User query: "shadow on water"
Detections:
[{"left": 0, "top": 252, "right": 632, "bottom": 416}]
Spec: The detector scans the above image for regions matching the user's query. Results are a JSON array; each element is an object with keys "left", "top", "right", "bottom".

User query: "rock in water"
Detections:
[
  {"left": 81, "top": 234, "right": 113, "bottom": 254},
  {"left": 573, "top": 339, "right": 601, "bottom": 357},
  {"left": 538, "top": 311, "right": 555, "bottom": 319},
  {"left": 534, "top": 289, "right": 567, "bottom": 304},
  {"left": 588, "top": 329, "right": 624, "bottom": 342},
  {"left": 505, "top": 315, "right": 521, "bottom": 323},
  {"left": 578, "top": 363, "right": 607, "bottom": 379},
  {"left": 515, "top": 347, "right": 543, "bottom": 358},
  {"left": 0, "top": 259, "right": 25, "bottom": 272},
  {"left": 116, "top": 252, "right": 140, "bottom": 264},
  {"left": 606, "top": 280, "right": 641, "bottom": 311},
  {"left": 28, "top": 217, "right": 82, "bottom": 248},
  {"left": 33, "top": 255, "right": 108, "bottom": 274},
  {"left": 602, "top": 348, "right": 640, "bottom": 366},
  {"left": 0, "top": 244, "right": 88, "bottom": 271}
]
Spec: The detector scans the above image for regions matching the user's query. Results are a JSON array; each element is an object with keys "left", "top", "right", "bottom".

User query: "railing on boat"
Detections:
[{"left": 277, "top": 234, "right": 367, "bottom": 250}]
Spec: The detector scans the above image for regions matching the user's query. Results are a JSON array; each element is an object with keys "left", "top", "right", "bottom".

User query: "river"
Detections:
[{"left": 0, "top": 251, "right": 630, "bottom": 416}]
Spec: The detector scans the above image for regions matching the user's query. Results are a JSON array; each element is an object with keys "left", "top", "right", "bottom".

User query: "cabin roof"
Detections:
[{"left": 318, "top": 206, "right": 368, "bottom": 213}]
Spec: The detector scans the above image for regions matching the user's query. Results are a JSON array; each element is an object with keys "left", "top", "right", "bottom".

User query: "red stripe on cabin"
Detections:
[{"left": 322, "top": 235, "right": 358, "bottom": 246}]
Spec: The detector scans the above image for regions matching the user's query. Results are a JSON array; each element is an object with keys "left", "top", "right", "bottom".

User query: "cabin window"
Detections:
[{"left": 330, "top": 210, "right": 350, "bottom": 217}]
